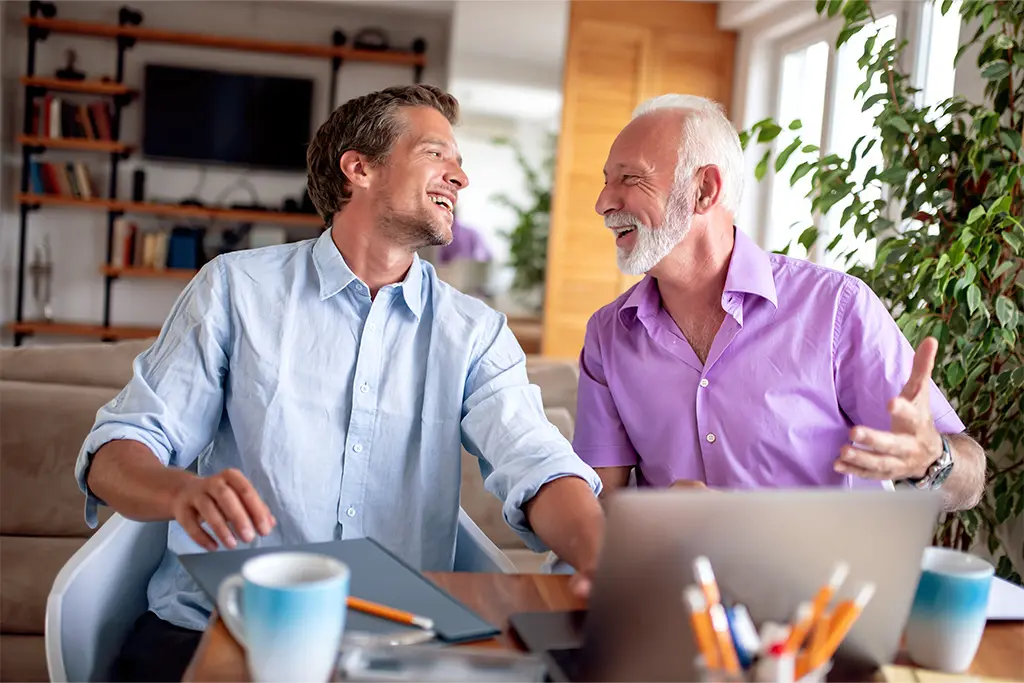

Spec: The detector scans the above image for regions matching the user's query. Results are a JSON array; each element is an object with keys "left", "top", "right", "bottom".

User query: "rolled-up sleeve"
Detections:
[
  {"left": 571, "top": 314, "right": 639, "bottom": 468},
  {"left": 834, "top": 277, "right": 965, "bottom": 435},
  {"left": 75, "top": 257, "right": 233, "bottom": 527},
  {"left": 460, "top": 315, "right": 602, "bottom": 552}
]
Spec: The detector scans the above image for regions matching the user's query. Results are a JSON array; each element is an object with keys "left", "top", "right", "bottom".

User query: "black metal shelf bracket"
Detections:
[
  {"left": 328, "top": 29, "right": 346, "bottom": 116},
  {"left": 412, "top": 38, "right": 426, "bottom": 83}
]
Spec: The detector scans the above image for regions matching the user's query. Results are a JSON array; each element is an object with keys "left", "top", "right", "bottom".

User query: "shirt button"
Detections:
[
  {"left": 346, "top": 507, "right": 356, "bottom": 517},
  {"left": 706, "top": 433, "right": 717, "bottom": 443},
  {"left": 699, "top": 378, "right": 709, "bottom": 388},
  {"left": 359, "top": 383, "right": 369, "bottom": 393},
  {"left": 352, "top": 443, "right": 363, "bottom": 453}
]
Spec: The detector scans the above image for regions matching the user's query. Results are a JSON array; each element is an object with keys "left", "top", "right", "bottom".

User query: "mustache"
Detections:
[{"left": 604, "top": 211, "right": 648, "bottom": 230}]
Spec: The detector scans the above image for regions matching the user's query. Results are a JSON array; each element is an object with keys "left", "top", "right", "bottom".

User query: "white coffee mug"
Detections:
[
  {"left": 904, "top": 546, "right": 994, "bottom": 673},
  {"left": 217, "top": 552, "right": 349, "bottom": 683}
]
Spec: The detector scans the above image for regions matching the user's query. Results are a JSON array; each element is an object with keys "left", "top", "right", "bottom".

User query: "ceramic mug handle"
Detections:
[{"left": 217, "top": 573, "right": 247, "bottom": 647}]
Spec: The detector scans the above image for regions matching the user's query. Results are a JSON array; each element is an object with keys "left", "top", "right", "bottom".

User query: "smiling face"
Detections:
[
  {"left": 369, "top": 106, "right": 467, "bottom": 249},
  {"left": 596, "top": 111, "right": 694, "bottom": 275}
]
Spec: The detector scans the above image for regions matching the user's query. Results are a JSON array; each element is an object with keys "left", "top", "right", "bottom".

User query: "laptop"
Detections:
[{"left": 511, "top": 488, "right": 942, "bottom": 682}]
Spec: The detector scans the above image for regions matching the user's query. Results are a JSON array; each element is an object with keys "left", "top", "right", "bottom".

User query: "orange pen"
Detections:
[
  {"left": 683, "top": 585, "right": 722, "bottom": 671},
  {"left": 790, "top": 562, "right": 848, "bottom": 655},
  {"left": 809, "top": 583, "right": 876, "bottom": 671},
  {"left": 781, "top": 602, "right": 815, "bottom": 655},
  {"left": 347, "top": 596, "right": 434, "bottom": 630},
  {"left": 693, "top": 556, "right": 741, "bottom": 676}
]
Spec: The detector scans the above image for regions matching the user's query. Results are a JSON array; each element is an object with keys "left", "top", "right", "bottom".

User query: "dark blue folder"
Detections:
[{"left": 177, "top": 537, "right": 500, "bottom": 643}]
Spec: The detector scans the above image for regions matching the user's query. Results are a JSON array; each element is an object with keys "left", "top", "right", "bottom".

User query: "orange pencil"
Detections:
[
  {"left": 789, "top": 562, "right": 849, "bottom": 655},
  {"left": 693, "top": 557, "right": 741, "bottom": 675},
  {"left": 683, "top": 585, "right": 722, "bottom": 671},
  {"left": 347, "top": 596, "right": 434, "bottom": 630},
  {"left": 781, "top": 602, "right": 815, "bottom": 655},
  {"left": 808, "top": 583, "right": 876, "bottom": 672}
]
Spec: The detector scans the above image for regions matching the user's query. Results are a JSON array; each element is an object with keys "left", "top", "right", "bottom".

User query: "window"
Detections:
[{"left": 762, "top": 2, "right": 961, "bottom": 268}]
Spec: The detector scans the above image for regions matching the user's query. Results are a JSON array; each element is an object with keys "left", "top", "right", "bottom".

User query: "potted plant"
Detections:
[
  {"left": 743, "top": 0, "right": 1023, "bottom": 583},
  {"left": 490, "top": 133, "right": 556, "bottom": 313}
]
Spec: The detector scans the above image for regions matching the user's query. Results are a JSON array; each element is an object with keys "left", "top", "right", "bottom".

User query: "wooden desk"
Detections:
[{"left": 183, "top": 574, "right": 1023, "bottom": 682}]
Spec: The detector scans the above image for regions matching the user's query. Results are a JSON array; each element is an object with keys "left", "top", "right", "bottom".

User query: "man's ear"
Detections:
[
  {"left": 693, "top": 165, "right": 724, "bottom": 215},
  {"left": 339, "top": 150, "right": 373, "bottom": 191}
]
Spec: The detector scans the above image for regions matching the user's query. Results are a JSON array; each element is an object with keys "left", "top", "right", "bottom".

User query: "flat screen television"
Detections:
[{"left": 142, "top": 63, "right": 314, "bottom": 171}]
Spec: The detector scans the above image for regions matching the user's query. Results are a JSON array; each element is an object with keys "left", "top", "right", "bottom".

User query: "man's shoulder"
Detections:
[
  {"left": 585, "top": 280, "right": 646, "bottom": 335},
  {"left": 216, "top": 239, "right": 315, "bottom": 274},
  {"left": 767, "top": 251, "right": 866, "bottom": 304},
  {"left": 422, "top": 260, "right": 504, "bottom": 326}
]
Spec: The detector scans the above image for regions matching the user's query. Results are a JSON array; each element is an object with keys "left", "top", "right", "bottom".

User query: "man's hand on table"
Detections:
[{"left": 171, "top": 468, "right": 276, "bottom": 551}]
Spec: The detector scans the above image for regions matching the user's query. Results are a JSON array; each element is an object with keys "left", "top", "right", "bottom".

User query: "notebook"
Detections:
[{"left": 177, "top": 537, "right": 500, "bottom": 644}]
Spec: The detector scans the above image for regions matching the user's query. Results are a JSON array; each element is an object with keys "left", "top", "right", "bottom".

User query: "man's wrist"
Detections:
[{"left": 905, "top": 434, "right": 954, "bottom": 490}]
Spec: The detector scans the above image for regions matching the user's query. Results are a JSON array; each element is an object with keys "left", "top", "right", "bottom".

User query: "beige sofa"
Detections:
[{"left": 0, "top": 339, "right": 579, "bottom": 681}]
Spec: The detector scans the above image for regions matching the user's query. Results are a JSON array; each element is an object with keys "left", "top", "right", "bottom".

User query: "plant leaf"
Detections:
[
  {"left": 889, "top": 115, "right": 911, "bottom": 134},
  {"left": 981, "top": 60, "right": 1010, "bottom": 81},
  {"left": 945, "top": 361, "right": 966, "bottom": 389},
  {"left": 1015, "top": 53, "right": 1024, "bottom": 69},
  {"left": 789, "top": 120, "right": 803, "bottom": 130},
  {"left": 967, "top": 205, "right": 987, "bottom": 225},
  {"left": 989, "top": 195, "right": 1012, "bottom": 216},
  {"left": 775, "top": 139, "right": 802, "bottom": 172},
  {"left": 1005, "top": 230, "right": 1023, "bottom": 254},
  {"left": 757, "top": 122, "right": 783, "bottom": 143},
  {"left": 755, "top": 150, "right": 771, "bottom": 181},
  {"left": 798, "top": 227, "right": 819, "bottom": 251},
  {"left": 967, "top": 284, "right": 983, "bottom": 315},
  {"left": 996, "top": 296, "right": 1017, "bottom": 328}
]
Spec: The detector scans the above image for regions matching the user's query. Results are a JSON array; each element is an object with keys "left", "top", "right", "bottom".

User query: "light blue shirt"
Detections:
[{"left": 75, "top": 227, "right": 601, "bottom": 631}]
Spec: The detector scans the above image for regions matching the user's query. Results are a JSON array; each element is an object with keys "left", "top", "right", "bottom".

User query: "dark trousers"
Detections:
[{"left": 112, "top": 610, "right": 203, "bottom": 682}]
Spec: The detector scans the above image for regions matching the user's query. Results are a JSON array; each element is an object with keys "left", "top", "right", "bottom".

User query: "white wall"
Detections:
[
  {"left": 444, "top": 0, "right": 566, "bottom": 310},
  {"left": 0, "top": 0, "right": 449, "bottom": 344}
]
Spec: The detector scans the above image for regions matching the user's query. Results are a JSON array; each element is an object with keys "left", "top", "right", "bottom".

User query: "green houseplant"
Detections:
[
  {"left": 742, "top": 0, "right": 1023, "bottom": 583},
  {"left": 490, "top": 134, "right": 556, "bottom": 309}
]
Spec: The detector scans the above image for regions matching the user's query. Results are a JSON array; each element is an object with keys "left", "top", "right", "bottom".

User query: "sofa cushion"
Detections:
[
  {"left": 0, "top": 634, "right": 48, "bottom": 681},
  {"left": 0, "top": 536, "right": 86, "bottom": 634},
  {"left": 0, "top": 339, "right": 152, "bottom": 389},
  {"left": 459, "top": 407, "right": 575, "bottom": 551},
  {"left": 0, "top": 381, "right": 117, "bottom": 536},
  {"left": 526, "top": 357, "right": 579, "bottom": 421}
]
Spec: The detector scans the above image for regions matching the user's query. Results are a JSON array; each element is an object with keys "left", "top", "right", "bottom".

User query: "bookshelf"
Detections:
[{"left": 10, "top": 2, "right": 428, "bottom": 345}]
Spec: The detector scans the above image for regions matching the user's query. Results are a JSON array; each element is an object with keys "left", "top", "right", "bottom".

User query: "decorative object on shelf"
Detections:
[
  {"left": 28, "top": 235, "right": 54, "bottom": 322},
  {"left": 54, "top": 48, "right": 85, "bottom": 81},
  {"left": 490, "top": 132, "right": 557, "bottom": 314},
  {"left": 741, "top": 0, "right": 1023, "bottom": 584},
  {"left": 353, "top": 27, "right": 389, "bottom": 51}
]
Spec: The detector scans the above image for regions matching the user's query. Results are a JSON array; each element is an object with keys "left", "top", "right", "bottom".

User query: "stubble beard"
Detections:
[
  {"left": 615, "top": 184, "right": 694, "bottom": 276},
  {"left": 378, "top": 194, "right": 452, "bottom": 251}
]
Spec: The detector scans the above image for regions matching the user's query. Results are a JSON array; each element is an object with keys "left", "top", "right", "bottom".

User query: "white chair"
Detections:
[{"left": 46, "top": 509, "right": 514, "bottom": 682}]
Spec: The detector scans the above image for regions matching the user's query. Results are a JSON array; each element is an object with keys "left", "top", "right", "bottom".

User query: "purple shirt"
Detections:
[
  {"left": 573, "top": 228, "right": 965, "bottom": 490},
  {"left": 438, "top": 220, "right": 493, "bottom": 264}
]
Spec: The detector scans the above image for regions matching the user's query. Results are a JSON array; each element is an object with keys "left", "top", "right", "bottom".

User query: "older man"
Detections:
[{"left": 573, "top": 94, "right": 986, "bottom": 512}]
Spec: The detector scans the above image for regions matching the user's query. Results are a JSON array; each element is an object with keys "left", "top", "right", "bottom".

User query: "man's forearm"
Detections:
[
  {"left": 523, "top": 476, "right": 605, "bottom": 575},
  {"left": 940, "top": 433, "right": 987, "bottom": 512},
  {"left": 86, "top": 440, "right": 197, "bottom": 522}
]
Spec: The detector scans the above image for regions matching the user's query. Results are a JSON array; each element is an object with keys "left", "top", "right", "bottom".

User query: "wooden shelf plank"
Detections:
[
  {"left": 22, "top": 17, "right": 426, "bottom": 66},
  {"left": 8, "top": 320, "right": 159, "bottom": 340},
  {"left": 17, "top": 193, "right": 324, "bottom": 228},
  {"left": 21, "top": 75, "right": 136, "bottom": 97},
  {"left": 102, "top": 265, "right": 198, "bottom": 280},
  {"left": 17, "top": 134, "right": 133, "bottom": 154}
]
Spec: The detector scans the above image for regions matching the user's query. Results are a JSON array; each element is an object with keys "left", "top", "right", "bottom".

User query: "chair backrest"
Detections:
[
  {"left": 46, "top": 515, "right": 167, "bottom": 682},
  {"left": 47, "top": 508, "right": 509, "bottom": 681}
]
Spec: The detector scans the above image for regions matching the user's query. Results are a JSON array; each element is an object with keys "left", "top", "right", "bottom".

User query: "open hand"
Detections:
[
  {"left": 171, "top": 468, "right": 276, "bottom": 551},
  {"left": 835, "top": 337, "right": 944, "bottom": 481}
]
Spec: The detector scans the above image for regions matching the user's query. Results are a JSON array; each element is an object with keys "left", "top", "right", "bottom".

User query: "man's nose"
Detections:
[
  {"left": 445, "top": 164, "right": 468, "bottom": 190},
  {"left": 595, "top": 186, "right": 622, "bottom": 216}
]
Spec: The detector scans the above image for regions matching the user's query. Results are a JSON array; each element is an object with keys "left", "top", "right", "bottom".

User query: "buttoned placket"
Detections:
[
  {"left": 336, "top": 284, "right": 391, "bottom": 535},
  {"left": 693, "top": 293, "right": 745, "bottom": 484}
]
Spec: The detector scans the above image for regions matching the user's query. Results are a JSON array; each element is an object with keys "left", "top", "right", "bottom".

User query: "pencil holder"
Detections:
[{"left": 695, "top": 654, "right": 832, "bottom": 683}]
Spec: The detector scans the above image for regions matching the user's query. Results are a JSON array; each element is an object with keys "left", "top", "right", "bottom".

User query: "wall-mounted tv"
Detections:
[{"left": 142, "top": 64, "right": 314, "bottom": 172}]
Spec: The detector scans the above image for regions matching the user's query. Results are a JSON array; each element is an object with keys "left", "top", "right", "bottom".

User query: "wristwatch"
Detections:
[{"left": 903, "top": 435, "right": 954, "bottom": 490}]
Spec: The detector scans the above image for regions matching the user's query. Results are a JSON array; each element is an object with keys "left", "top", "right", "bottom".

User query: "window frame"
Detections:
[{"left": 762, "top": 0, "right": 923, "bottom": 263}]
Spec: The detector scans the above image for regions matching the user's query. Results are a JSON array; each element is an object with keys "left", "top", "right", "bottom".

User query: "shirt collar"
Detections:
[
  {"left": 311, "top": 227, "right": 424, "bottom": 318},
  {"left": 723, "top": 227, "right": 778, "bottom": 309},
  {"left": 617, "top": 227, "right": 777, "bottom": 328}
]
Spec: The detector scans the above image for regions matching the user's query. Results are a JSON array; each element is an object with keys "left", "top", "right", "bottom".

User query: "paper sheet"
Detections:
[{"left": 986, "top": 576, "right": 1024, "bottom": 621}]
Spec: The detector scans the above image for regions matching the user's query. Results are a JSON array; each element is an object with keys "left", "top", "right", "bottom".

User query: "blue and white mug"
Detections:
[
  {"left": 217, "top": 552, "right": 350, "bottom": 683},
  {"left": 904, "top": 546, "right": 994, "bottom": 673}
]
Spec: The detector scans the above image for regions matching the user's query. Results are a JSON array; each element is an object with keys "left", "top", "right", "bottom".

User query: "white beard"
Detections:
[{"left": 610, "top": 185, "right": 693, "bottom": 276}]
